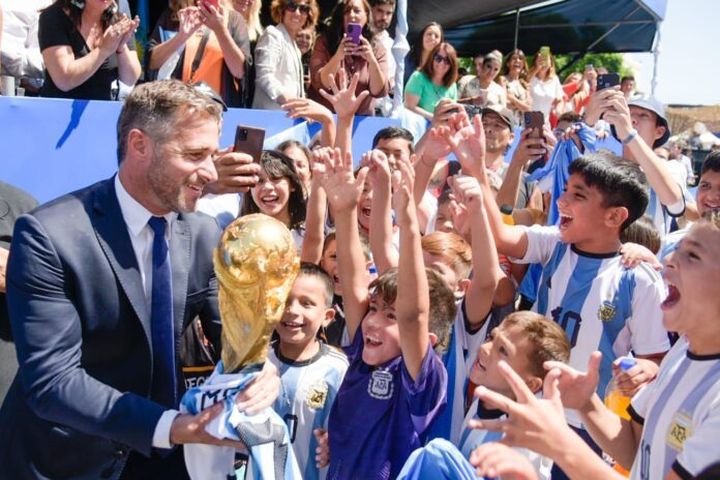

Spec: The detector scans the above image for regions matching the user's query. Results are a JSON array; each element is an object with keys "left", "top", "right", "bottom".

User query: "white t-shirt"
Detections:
[
  {"left": 629, "top": 338, "right": 720, "bottom": 480},
  {"left": 529, "top": 76, "right": 563, "bottom": 122}
]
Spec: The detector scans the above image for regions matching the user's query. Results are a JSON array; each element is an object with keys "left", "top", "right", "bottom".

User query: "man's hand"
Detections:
[
  {"left": 205, "top": 149, "right": 261, "bottom": 195},
  {"left": 510, "top": 129, "right": 547, "bottom": 167},
  {"left": 169, "top": 403, "right": 245, "bottom": 449},
  {"left": 584, "top": 86, "right": 621, "bottom": 127},
  {"left": 318, "top": 69, "right": 370, "bottom": 120},
  {"left": 0, "top": 247, "right": 8, "bottom": 293},
  {"left": 235, "top": 360, "right": 281, "bottom": 414}
]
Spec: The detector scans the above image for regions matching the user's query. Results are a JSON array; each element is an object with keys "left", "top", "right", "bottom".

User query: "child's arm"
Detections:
[
  {"left": 281, "top": 97, "right": 336, "bottom": 147},
  {"left": 365, "top": 150, "right": 398, "bottom": 274},
  {"left": 316, "top": 147, "right": 369, "bottom": 342},
  {"left": 300, "top": 149, "right": 330, "bottom": 264},
  {"left": 318, "top": 69, "right": 369, "bottom": 157},
  {"left": 448, "top": 175, "right": 502, "bottom": 326},
  {"left": 445, "top": 114, "right": 529, "bottom": 259},
  {"left": 391, "top": 156, "right": 430, "bottom": 381},
  {"left": 495, "top": 128, "right": 546, "bottom": 209}
]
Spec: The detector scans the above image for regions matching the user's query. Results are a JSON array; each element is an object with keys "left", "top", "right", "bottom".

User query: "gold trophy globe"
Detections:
[{"left": 213, "top": 213, "right": 300, "bottom": 372}]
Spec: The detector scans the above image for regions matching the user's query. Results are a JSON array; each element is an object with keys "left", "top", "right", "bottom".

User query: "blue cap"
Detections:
[{"left": 619, "top": 357, "right": 637, "bottom": 371}]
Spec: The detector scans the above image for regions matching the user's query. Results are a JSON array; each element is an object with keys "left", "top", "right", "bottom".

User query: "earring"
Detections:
[{"left": 70, "top": 0, "right": 85, "bottom": 9}]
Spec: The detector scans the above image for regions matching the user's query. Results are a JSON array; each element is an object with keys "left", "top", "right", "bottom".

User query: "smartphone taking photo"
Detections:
[
  {"left": 234, "top": 125, "right": 265, "bottom": 164},
  {"left": 524, "top": 111, "right": 544, "bottom": 138},
  {"left": 346, "top": 23, "right": 362, "bottom": 45},
  {"left": 597, "top": 73, "right": 620, "bottom": 91}
]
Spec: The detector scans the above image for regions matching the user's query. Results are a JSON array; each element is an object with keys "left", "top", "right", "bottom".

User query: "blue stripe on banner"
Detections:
[
  {"left": 536, "top": 243, "right": 569, "bottom": 315},
  {"left": 597, "top": 268, "right": 635, "bottom": 396}
]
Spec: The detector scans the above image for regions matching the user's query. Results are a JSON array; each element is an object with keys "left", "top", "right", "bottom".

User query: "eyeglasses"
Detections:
[
  {"left": 433, "top": 53, "right": 451, "bottom": 66},
  {"left": 285, "top": 1, "right": 311, "bottom": 14}
]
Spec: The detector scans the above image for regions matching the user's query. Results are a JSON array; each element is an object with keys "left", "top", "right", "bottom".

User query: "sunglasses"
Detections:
[
  {"left": 433, "top": 53, "right": 451, "bottom": 66},
  {"left": 286, "top": 0, "right": 311, "bottom": 14}
]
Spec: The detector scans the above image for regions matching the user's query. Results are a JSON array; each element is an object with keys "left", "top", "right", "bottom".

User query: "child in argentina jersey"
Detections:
[
  {"left": 425, "top": 300, "right": 497, "bottom": 444},
  {"left": 514, "top": 224, "right": 670, "bottom": 427},
  {"left": 457, "top": 397, "right": 552, "bottom": 480},
  {"left": 180, "top": 361, "right": 301, "bottom": 480},
  {"left": 628, "top": 337, "right": 720, "bottom": 480},
  {"left": 268, "top": 341, "right": 348, "bottom": 480}
]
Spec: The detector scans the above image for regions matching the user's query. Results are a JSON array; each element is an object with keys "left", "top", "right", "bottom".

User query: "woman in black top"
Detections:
[{"left": 38, "top": 0, "right": 141, "bottom": 100}]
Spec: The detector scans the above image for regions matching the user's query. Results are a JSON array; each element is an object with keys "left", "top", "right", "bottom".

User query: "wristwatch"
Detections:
[{"left": 621, "top": 129, "right": 638, "bottom": 145}]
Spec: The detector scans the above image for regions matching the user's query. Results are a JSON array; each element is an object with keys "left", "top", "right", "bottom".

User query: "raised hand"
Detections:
[
  {"left": 511, "top": 129, "right": 547, "bottom": 166},
  {"left": 391, "top": 156, "right": 416, "bottom": 223},
  {"left": 543, "top": 351, "right": 602, "bottom": 411},
  {"left": 449, "top": 174, "right": 484, "bottom": 214},
  {"left": 468, "top": 361, "right": 576, "bottom": 458},
  {"left": 178, "top": 7, "right": 203, "bottom": 39},
  {"left": 116, "top": 15, "right": 140, "bottom": 52},
  {"left": 281, "top": 97, "right": 333, "bottom": 125},
  {"left": 198, "top": 0, "right": 227, "bottom": 35},
  {"left": 315, "top": 147, "right": 368, "bottom": 214},
  {"left": 444, "top": 113, "right": 487, "bottom": 178},
  {"left": 318, "top": 69, "right": 370, "bottom": 119},
  {"left": 363, "top": 149, "right": 392, "bottom": 187}
]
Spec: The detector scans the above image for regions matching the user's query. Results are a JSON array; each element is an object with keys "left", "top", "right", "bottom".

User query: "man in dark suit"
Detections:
[{"left": 0, "top": 80, "right": 269, "bottom": 479}]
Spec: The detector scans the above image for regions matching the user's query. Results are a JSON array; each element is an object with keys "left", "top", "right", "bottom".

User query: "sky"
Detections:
[{"left": 624, "top": 0, "right": 719, "bottom": 106}]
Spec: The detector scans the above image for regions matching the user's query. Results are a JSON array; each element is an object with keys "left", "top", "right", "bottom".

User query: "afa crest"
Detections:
[
  {"left": 305, "top": 379, "right": 329, "bottom": 410},
  {"left": 666, "top": 411, "right": 692, "bottom": 451},
  {"left": 597, "top": 301, "right": 616, "bottom": 322},
  {"left": 368, "top": 369, "right": 394, "bottom": 400}
]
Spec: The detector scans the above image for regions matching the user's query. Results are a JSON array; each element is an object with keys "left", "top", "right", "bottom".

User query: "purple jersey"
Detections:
[{"left": 326, "top": 330, "right": 447, "bottom": 479}]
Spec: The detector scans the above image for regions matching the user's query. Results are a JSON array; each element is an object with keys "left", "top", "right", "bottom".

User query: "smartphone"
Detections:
[
  {"left": 524, "top": 111, "right": 544, "bottom": 138},
  {"left": 346, "top": 23, "right": 362, "bottom": 45},
  {"left": 202, "top": 0, "right": 219, "bottom": 8},
  {"left": 597, "top": 73, "right": 620, "bottom": 91},
  {"left": 462, "top": 104, "right": 482, "bottom": 119},
  {"left": 234, "top": 125, "right": 265, "bottom": 163},
  {"left": 538, "top": 46, "right": 551, "bottom": 59}
]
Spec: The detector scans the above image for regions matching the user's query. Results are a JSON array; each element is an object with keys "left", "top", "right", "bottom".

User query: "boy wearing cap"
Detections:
[{"left": 586, "top": 91, "right": 686, "bottom": 237}]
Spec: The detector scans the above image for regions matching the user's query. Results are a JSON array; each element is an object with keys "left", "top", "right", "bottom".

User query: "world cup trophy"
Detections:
[
  {"left": 214, "top": 213, "right": 300, "bottom": 371},
  {"left": 181, "top": 213, "right": 302, "bottom": 479}
]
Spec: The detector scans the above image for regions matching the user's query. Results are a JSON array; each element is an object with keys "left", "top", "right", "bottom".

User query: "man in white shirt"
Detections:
[
  {"left": 370, "top": 0, "right": 396, "bottom": 116},
  {"left": 0, "top": 80, "right": 273, "bottom": 480}
]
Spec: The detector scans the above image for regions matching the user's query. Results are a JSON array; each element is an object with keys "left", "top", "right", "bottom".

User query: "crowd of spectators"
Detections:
[{"left": 2, "top": 2, "right": 720, "bottom": 480}]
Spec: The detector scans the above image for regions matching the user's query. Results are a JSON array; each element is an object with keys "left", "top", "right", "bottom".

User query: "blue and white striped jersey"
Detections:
[
  {"left": 515, "top": 225, "right": 670, "bottom": 427},
  {"left": 629, "top": 337, "right": 720, "bottom": 480},
  {"left": 268, "top": 342, "right": 348, "bottom": 480},
  {"left": 180, "top": 361, "right": 302, "bottom": 480},
  {"left": 425, "top": 300, "right": 495, "bottom": 444},
  {"left": 458, "top": 397, "right": 553, "bottom": 480}
]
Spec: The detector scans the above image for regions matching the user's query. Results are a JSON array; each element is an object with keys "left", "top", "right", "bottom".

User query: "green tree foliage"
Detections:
[{"left": 554, "top": 52, "right": 633, "bottom": 80}]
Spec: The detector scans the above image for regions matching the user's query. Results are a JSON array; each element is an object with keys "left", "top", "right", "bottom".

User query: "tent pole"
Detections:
[{"left": 514, "top": 9, "right": 520, "bottom": 49}]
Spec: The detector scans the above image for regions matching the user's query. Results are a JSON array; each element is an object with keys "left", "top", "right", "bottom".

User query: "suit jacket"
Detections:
[
  {"left": 0, "top": 177, "right": 222, "bottom": 480},
  {"left": 252, "top": 24, "right": 304, "bottom": 110}
]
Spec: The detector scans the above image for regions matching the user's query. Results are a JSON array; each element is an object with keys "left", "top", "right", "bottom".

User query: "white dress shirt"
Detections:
[{"left": 114, "top": 175, "right": 180, "bottom": 449}]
